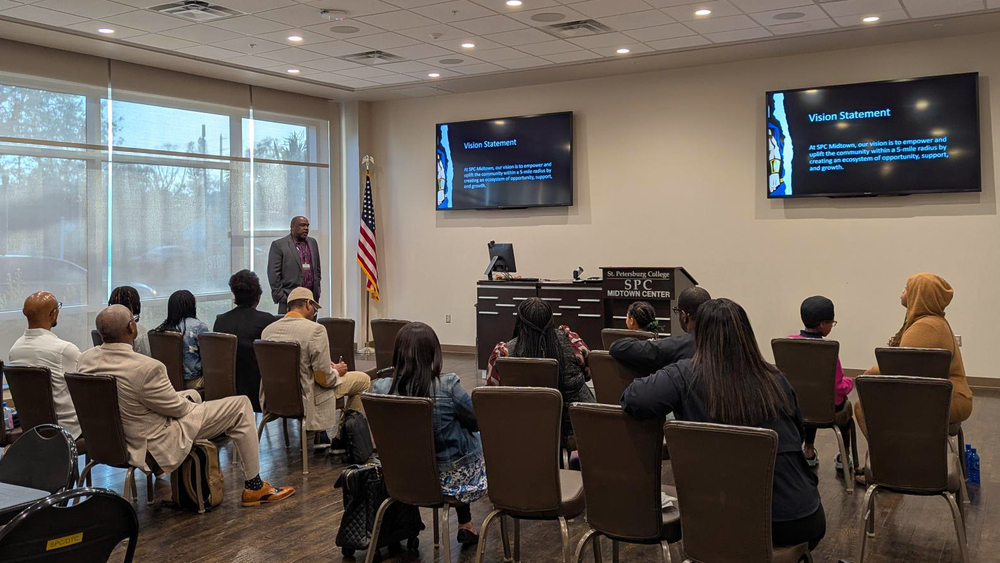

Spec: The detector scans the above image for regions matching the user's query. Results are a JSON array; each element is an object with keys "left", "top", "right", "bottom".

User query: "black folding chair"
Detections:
[{"left": 0, "top": 424, "right": 77, "bottom": 494}]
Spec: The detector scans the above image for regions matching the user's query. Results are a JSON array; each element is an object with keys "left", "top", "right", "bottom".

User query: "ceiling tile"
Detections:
[
  {"left": 385, "top": 0, "right": 455, "bottom": 7},
  {"left": 377, "top": 60, "right": 436, "bottom": 73},
  {"left": 590, "top": 42, "right": 654, "bottom": 56},
  {"left": 436, "top": 36, "right": 506, "bottom": 52},
  {"left": 485, "top": 27, "right": 553, "bottom": 46},
  {"left": 304, "top": 0, "right": 400, "bottom": 18},
  {"left": 388, "top": 42, "right": 455, "bottom": 59},
  {"left": 412, "top": 0, "right": 495, "bottom": 22},
  {"left": 417, "top": 54, "right": 478, "bottom": 66},
  {"left": 103, "top": 10, "right": 189, "bottom": 32},
  {"left": 767, "top": 17, "right": 838, "bottom": 34},
  {"left": 125, "top": 33, "right": 198, "bottom": 50},
  {"left": 468, "top": 0, "right": 560, "bottom": 10},
  {"left": 831, "top": 9, "right": 909, "bottom": 26},
  {"left": 407, "top": 68, "right": 462, "bottom": 78},
  {"left": 735, "top": 0, "right": 814, "bottom": 12},
  {"left": 467, "top": 46, "right": 529, "bottom": 61},
  {"left": 259, "top": 47, "right": 328, "bottom": 63},
  {"left": 208, "top": 16, "right": 289, "bottom": 35},
  {"left": 113, "top": 0, "right": 169, "bottom": 6},
  {"left": 315, "top": 75, "right": 379, "bottom": 88},
  {"left": 542, "top": 50, "right": 601, "bottom": 63},
  {"left": 567, "top": 31, "right": 634, "bottom": 49},
  {"left": 453, "top": 14, "right": 529, "bottom": 34},
  {"left": 0, "top": 0, "right": 16, "bottom": 9},
  {"left": 624, "top": 22, "right": 696, "bottom": 41},
  {"left": 703, "top": 26, "right": 772, "bottom": 42},
  {"left": 65, "top": 20, "right": 146, "bottom": 38},
  {"left": 300, "top": 40, "right": 369, "bottom": 57},
  {"left": 210, "top": 36, "right": 287, "bottom": 54},
  {"left": 298, "top": 57, "right": 364, "bottom": 71},
  {"left": 819, "top": 0, "right": 902, "bottom": 17},
  {"left": 497, "top": 56, "right": 554, "bottom": 69},
  {"left": 162, "top": 25, "right": 244, "bottom": 44},
  {"left": 34, "top": 0, "right": 131, "bottom": 18},
  {"left": 225, "top": 54, "right": 286, "bottom": 68},
  {"left": 337, "top": 66, "right": 398, "bottom": 79},
  {"left": 253, "top": 28, "right": 333, "bottom": 46},
  {"left": 645, "top": 34, "right": 710, "bottom": 50},
  {"left": 507, "top": 6, "right": 588, "bottom": 27},
  {"left": 685, "top": 14, "right": 761, "bottom": 33},
  {"left": 357, "top": 10, "right": 438, "bottom": 30},
  {"left": 349, "top": 31, "right": 422, "bottom": 50},
  {"left": 901, "top": 0, "right": 984, "bottom": 18},
  {"left": 988, "top": 0, "right": 999, "bottom": 7},
  {"left": 257, "top": 4, "right": 331, "bottom": 27},
  {"left": 263, "top": 63, "right": 323, "bottom": 75},
  {"left": 515, "top": 39, "right": 581, "bottom": 55},
  {"left": 368, "top": 73, "right": 421, "bottom": 84},
  {"left": 176, "top": 44, "right": 244, "bottom": 60},
  {"left": 572, "top": 0, "right": 653, "bottom": 18},
  {"left": 1, "top": 4, "right": 87, "bottom": 26},
  {"left": 303, "top": 20, "right": 387, "bottom": 39},
  {"left": 600, "top": 10, "right": 675, "bottom": 31},
  {"left": 659, "top": 1, "right": 742, "bottom": 21},
  {"left": 750, "top": 4, "right": 830, "bottom": 26},
  {"left": 449, "top": 61, "right": 507, "bottom": 74},
  {"left": 397, "top": 23, "right": 468, "bottom": 40},
  {"left": 216, "top": 0, "right": 296, "bottom": 13}
]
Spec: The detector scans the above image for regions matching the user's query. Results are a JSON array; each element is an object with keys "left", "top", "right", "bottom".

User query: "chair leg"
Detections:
[
  {"left": 500, "top": 514, "right": 513, "bottom": 562},
  {"left": 475, "top": 509, "right": 505, "bottom": 563},
  {"left": 282, "top": 418, "right": 290, "bottom": 448},
  {"left": 659, "top": 541, "right": 672, "bottom": 563},
  {"left": 124, "top": 467, "right": 136, "bottom": 502},
  {"left": 433, "top": 507, "right": 440, "bottom": 547},
  {"left": 944, "top": 492, "right": 970, "bottom": 563},
  {"left": 593, "top": 534, "right": 603, "bottom": 563},
  {"left": 83, "top": 454, "right": 92, "bottom": 487},
  {"left": 514, "top": 518, "right": 521, "bottom": 563},
  {"left": 78, "top": 460, "right": 97, "bottom": 488},
  {"left": 849, "top": 419, "right": 860, "bottom": 474},
  {"left": 832, "top": 426, "right": 852, "bottom": 494},
  {"left": 573, "top": 528, "right": 600, "bottom": 563},
  {"left": 559, "top": 516, "right": 571, "bottom": 563},
  {"left": 955, "top": 426, "right": 970, "bottom": 504},
  {"left": 146, "top": 472, "right": 154, "bottom": 505},
  {"left": 859, "top": 484, "right": 878, "bottom": 563},
  {"left": 257, "top": 412, "right": 276, "bottom": 440},
  {"left": 441, "top": 503, "right": 452, "bottom": 563},
  {"left": 364, "top": 498, "right": 395, "bottom": 563},
  {"left": 300, "top": 420, "right": 308, "bottom": 475},
  {"left": 612, "top": 539, "right": 620, "bottom": 563}
]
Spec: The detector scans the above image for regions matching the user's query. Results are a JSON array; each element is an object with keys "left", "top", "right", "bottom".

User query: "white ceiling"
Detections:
[{"left": 1, "top": 0, "right": 999, "bottom": 96}]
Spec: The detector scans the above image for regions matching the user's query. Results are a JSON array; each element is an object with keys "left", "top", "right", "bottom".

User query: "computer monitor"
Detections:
[{"left": 485, "top": 241, "right": 516, "bottom": 279}]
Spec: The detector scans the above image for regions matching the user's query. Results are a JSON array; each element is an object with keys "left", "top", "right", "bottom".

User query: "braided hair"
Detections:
[
  {"left": 512, "top": 297, "right": 564, "bottom": 373},
  {"left": 627, "top": 301, "right": 660, "bottom": 334},
  {"left": 108, "top": 286, "right": 142, "bottom": 318}
]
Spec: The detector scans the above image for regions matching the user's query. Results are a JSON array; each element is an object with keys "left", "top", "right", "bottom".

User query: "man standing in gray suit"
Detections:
[{"left": 268, "top": 216, "right": 321, "bottom": 314}]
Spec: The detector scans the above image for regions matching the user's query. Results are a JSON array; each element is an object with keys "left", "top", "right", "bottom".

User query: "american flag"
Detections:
[{"left": 357, "top": 171, "right": 380, "bottom": 302}]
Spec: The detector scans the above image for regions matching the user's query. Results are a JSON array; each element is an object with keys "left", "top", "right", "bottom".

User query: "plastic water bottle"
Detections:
[
  {"left": 965, "top": 444, "right": 973, "bottom": 477},
  {"left": 1, "top": 402, "right": 12, "bottom": 431},
  {"left": 969, "top": 448, "right": 980, "bottom": 484}
]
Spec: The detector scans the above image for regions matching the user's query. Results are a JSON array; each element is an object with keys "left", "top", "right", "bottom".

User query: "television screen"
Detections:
[
  {"left": 766, "top": 73, "right": 980, "bottom": 198},
  {"left": 436, "top": 111, "right": 573, "bottom": 210}
]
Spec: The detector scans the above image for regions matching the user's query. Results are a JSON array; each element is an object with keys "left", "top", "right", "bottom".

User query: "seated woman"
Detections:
[
  {"left": 625, "top": 301, "right": 661, "bottom": 334},
  {"left": 108, "top": 286, "right": 151, "bottom": 356},
  {"left": 622, "top": 298, "right": 825, "bottom": 551},
  {"left": 372, "top": 322, "right": 487, "bottom": 545},
  {"left": 486, "top": 297, "right": 596, "bottom": 446},
  {"left": 857, "top": 273, "right": 973, "bottom": 430},
  {"left": 154, "top": 290, "right": 210, "bottom": 391}
]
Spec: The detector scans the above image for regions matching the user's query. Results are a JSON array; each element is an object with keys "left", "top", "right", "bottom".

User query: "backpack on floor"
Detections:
[
  {"left": 335, "top": 461, "right": 424, "bottom": 559},
  {"left": 342, "top": 408, "right": 374, "bottom": 464},
  {"left": 170, "top": 440, "right": 224, "bottom": 512}
]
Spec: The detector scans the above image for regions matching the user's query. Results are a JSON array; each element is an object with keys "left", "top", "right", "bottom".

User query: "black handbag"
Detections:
[
  {"left": 341, "top": 408, "right": 374, "bottom": 464},
  {"left": 335, "top": 462, "right": 424, "bottom": 559}
]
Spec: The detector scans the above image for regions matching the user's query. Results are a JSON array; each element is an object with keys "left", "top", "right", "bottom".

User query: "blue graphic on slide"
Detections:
[
  {"left": 436, "top": 124, "right": 454, "bottom": 209},
  {"left": 767, "top": 93, "right": 794, "bottom": 196}
]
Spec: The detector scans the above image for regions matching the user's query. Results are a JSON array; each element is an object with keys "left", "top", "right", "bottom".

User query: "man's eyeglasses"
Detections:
[
  {"left": 56, "top": 301, "right": 63, "bottom": 310},
  {"left": 133, "top": 314, "right": 140, "bottom": 323},
  {"left": 672, "top": 307, "right": 683, "bottom": 315},
  {"left": 829, "top": 320, "right": 838, "bottom": 327}
]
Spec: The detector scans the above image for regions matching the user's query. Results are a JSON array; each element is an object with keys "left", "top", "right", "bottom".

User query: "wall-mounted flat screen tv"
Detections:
[
  {"left": 436, "top": 111, "right": 573, "bottom": 210},
  {"left": 766, "top": 72, "right": 980, "bottom": 198}
]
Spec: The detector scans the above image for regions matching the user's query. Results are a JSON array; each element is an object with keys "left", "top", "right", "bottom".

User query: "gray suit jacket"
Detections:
[{"left": 267, "top": 234, "right": 321, "bottom": 304}]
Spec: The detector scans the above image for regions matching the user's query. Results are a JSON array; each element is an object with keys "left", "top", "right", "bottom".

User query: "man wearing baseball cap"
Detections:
[{"left": 261, "top": 287, "right": 371, "bottom": 450}]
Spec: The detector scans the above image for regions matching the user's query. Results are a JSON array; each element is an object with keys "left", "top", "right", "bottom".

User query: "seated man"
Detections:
[
  {"left": 77, "top": 305, "right": 294, "bottom": 507},
  {"left": 8, "top": 291, "right": 81, "bottom": 438},
  {"left": 610, "top": 287, "right": 711, "bottom": 375},
  {"left": 261, "top": 287, "right": 371, "bottom": 450},
  {"left": 214, "top": 270, "right": 277, "bottom": 412}
]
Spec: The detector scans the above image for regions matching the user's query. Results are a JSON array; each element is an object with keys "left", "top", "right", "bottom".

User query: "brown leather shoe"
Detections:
[{"left": 241, "top": 482, "right": 295, "bottom": 507}]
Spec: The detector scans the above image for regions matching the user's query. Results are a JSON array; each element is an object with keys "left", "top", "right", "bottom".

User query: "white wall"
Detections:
[{"left": 368, "top": 31, "right": 999, "bottom": 375}]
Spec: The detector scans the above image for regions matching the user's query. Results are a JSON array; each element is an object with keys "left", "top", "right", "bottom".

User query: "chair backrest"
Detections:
[
  {"left": 3, "top": 366, "right": 58, "bottom": 431},
  {"left": 64, "top": 373, "right": 130, "bottom": 468},
  {"left": 570, "top": 403, "right": 663, "bottom": 541},
  {"left": 588, "top": 350, "right": 646, "bottom": 405},
  {"left": 770, "top": 338, "right": 839, "bottom": 426},
  {"left": 0, "top": 487, "right": 138, "bottom": 563},
  {"left": 147, "top": 331, "right": 184, "bottom": 392},
  {"left": 0, "top": 424, "right": 77, "bottom": 493},
  {"left": 856, "top": 375, "right": 953, "bottom": 492},
  {"left": 495, "top": 357, "right": 559, "bottom": 389},
  {"left": 601, "top": 328, "right": 656, "bottom": 350},
  {"left": 253, "top": 340, "right": 304, "bottom": 418},
  {"left": 371, "top": 319, "right": 409, "bottom": 370},
  {"left": 664, "top": 421, "right": 779, "bottom": 563},
  {"left": 90, "top": 330, "right": 103, "bottom": 347},
  {"left": 360, "top": 394, "right": 443, "bottom": 507},
  {"left": 875, "top": 347, "right": 952, "bottom": 379},
  {"left": 199, "top": 332, "right": 238, "bottom": 401},
  {"left": 319, "top": 317, "right": 356, "bottom": 372},
  {"left": 472, "top": 387, "right": 563, "bottom": 515}
]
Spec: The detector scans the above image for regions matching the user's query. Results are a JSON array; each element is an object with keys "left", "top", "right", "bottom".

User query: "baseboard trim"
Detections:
[
  {"left": 442, "top": 344, "right": 476, "bottom": 354},
  {"left": 845, "top": 368, "right": 1000, "bottom": 389}
]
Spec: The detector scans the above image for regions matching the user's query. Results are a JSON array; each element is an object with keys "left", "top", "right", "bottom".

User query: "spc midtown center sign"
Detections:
[{"left": 603, "top": 267, "right": 674, "bottom": 300}]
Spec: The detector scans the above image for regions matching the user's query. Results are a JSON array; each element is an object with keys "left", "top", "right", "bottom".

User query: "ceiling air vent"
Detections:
[
  {"left": 338, "top": 50, "right": 406, "bottom": 65},
  {"left": 544, "top": 19, "right": 613, "bottom": 39},
  {"left": 152, "top": 1, "right": 244, "bottom": 23}
]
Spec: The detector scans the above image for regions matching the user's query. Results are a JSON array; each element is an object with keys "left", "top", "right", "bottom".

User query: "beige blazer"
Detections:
[
  {"left": 260, "top": 314, "right": 338, "bottom": 431},
  {"left": 76, "top": 343, "right": 205, "bottom": 473}
]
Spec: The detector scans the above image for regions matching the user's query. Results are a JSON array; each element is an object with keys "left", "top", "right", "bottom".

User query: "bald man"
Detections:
[
  {"left": 267, "top": 216, "right": 321, "bottom": 314},
  {"left": 77, "top": 305, "right": 295, "bottom": 507},
  {"left": 8, "top": 291, "right": 81, "bottom": 438}
]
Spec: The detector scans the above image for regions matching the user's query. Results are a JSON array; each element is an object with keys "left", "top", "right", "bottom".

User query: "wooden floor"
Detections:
[{"left": 83, "top": 352, "right": 997, "bottom": 563}]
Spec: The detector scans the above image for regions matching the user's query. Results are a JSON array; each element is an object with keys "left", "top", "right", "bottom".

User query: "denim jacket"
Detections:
[
  {"left": 175, "top": 318, "right": 209, "bottom": 381},
  {"left": 372, "top": 372, "right": 482, "bottom": 465}
]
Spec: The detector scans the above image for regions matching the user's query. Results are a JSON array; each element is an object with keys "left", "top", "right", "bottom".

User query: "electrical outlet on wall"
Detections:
[
  {"left": 446, "top": 314, "right": 452, "bottom": 323},
  {"left": 956, "top": 335, "right": 962, "bottom": 347}
]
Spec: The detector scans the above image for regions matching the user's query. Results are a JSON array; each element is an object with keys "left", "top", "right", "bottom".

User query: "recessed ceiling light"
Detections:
[
  {"left": 461, "top": 42, "right": 475, "bottom": 49},
  {"left": 330, "top": 25, "right": 360, "bottom": 34},
  {"left": 616, "top": 48, "right": 630, "bottom": 54},
  {"left": 287, "top": 35, "right": 303, "bottom": 42},
  {"left": 863, "top": 16, "right": 880, "bottom": 23},
  {"left": 428, "top": 72, "right": 441, "bottom": 78},
  {"left": 531, "top": 12, "right": 565, "bottom": 22},
  {"left": 694, "top": 9, "right": 712, "bottom": 16},
  {"left": 506, "top": 0, "right": 523, "bottom": 6},
  {"left": 287, "top": 69, "right": 300, "bottom": 74},
  {"left": 98, "top": 28, "right": 115, "bottom": 34},
  {"left": 773, "top": 12, "right": 805, "bottom": 21}
]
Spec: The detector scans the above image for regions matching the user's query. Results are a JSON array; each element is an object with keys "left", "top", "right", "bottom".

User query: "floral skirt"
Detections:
[{"left": 438, "top": 450, "right": 488, "bottom": 505}]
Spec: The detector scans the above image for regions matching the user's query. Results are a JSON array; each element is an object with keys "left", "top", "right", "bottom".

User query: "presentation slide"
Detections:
[
  {"left": 766, "top": 73, "right": 980, "bottom": 198},
  {"left": 436, "top": 112, "right": 573, "bottom": 210}
]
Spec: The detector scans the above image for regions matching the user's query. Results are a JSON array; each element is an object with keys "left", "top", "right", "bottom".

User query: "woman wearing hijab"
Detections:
[{"left": 856, "top": 273, "right": 973, "bottom": 432}]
